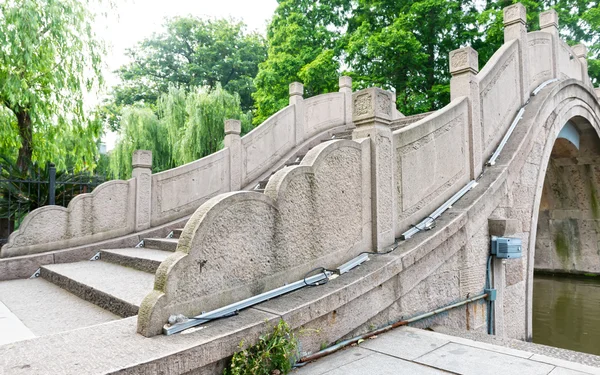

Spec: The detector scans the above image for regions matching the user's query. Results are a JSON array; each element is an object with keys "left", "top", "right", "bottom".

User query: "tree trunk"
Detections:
[{"left": 16, "top": 111, "right": 33, "bottom": 172}]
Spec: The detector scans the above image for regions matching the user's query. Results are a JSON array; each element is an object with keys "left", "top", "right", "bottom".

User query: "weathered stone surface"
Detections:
[
  {"left": 394, "top": 97, "right": 471, "bottom": 235},
  {"left": 1, "top": 179, "right": 136, "bottom": 258},
  {"left": 137, "top": 139, "right": 372, "bottom": 336},
  {"left": 489, "top": 218, "right": 521, "bottom": 236}
]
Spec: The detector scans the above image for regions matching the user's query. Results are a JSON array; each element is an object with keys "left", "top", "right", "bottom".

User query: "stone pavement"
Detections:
[{"left": 293, "top": 327, "right": 600, "bottom": 375}]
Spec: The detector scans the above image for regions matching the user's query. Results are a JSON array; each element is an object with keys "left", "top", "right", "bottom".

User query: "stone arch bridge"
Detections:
[{"left": 1, "top": 3, "right": 600, "bottom": 374}]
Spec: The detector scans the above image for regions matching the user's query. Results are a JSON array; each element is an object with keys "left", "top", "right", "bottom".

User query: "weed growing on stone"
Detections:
[{"left": 224, "top": 320, "right": 298, "bottom": 375}]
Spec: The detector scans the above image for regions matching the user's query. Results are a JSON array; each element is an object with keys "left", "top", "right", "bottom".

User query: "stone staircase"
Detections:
[{"left": 0, "top": 112, "right": 432, "bottom": 340}]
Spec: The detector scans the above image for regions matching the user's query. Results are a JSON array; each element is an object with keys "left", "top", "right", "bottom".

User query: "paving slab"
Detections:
[
  {"left": 360, "top": 326, "right": 450, "bottom": 360},
  {"left": 550, "top": 368, "right": 595, "bottom": 375},
  {"left": 0, "top": 278, "right": 118, "bottom": 339},
  {"left": 0, "top": 300, "right": 34, "bottom": 345},
  {"left": 294, "top": 327, "right": 600, "bottom": 375},
  {"left": 416, "top": 342, "right": 555, "bottom": 374},
  {"left": 41, "top": 260, "right": 155, "bottom": 317},
  {"left": 296, "top": 351, "right": 449, "bottom": 375}
]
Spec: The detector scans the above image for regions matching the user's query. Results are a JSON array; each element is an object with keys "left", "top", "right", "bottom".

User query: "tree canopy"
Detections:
[
  {"left": 0, "top": 0, "right": 105, "bottom": 172},
  {"left": 109, "top": 85, "right": 251, "bottom": 179},
  {"left": 107, "top": 16, "right": 266, "bottom": 126},
  {"left": 252, "top": 0, "right": 600, "bottom": 121},
  {"left": 252, "top": 0, "right": 350, "bottom": 124}
]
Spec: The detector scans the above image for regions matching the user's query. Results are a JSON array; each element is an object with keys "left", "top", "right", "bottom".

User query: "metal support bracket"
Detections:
[
  {"left": 135, "top": 240, "right": 144, "bottom": 248},
  {"left": 30, "top": 268, "right": 41, "bottom": 279},
  {"left": 90, "top": 252, "right": 101, "bottom": 261},
  {"left": 166, "top": 231, "right": 174, "bottom": 239}
]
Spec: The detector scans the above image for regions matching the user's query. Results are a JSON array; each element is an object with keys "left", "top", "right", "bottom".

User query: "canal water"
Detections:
[{"left": 533, "top": 274, "right": 600, "bottom": 355}]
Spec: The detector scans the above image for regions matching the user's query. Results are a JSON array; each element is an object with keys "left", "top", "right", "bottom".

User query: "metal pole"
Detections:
[{"left": 48, "top": 163, "right": 56, "bottom": 206}]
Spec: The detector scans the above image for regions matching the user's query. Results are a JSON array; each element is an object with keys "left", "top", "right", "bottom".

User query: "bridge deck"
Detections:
[{"left": 293, "top": 327, "right": 600, "bottom": 375}]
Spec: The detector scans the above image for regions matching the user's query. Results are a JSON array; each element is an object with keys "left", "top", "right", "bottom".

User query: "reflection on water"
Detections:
[{"left": 533, "top": 275, "right": 600, "bottom": 355}]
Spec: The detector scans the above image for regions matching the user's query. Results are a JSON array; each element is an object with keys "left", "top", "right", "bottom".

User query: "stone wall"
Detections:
[
  {"left": 137, "top": 139, "right": 372, "bottom": 336},
  {"left": 1, "top": 78, "right": 356, "bottom": 257}
]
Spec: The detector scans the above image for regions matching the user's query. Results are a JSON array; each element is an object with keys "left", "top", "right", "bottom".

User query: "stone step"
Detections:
[
  {"left": 101, "top": 248, "right": 172, "bottom": 274},
  {"left": 40, "top": 261, "right": 155, "bottom": 318},
  {"left": 0, "top": 277, "right": 118, "bottom": 339},
  {"left": 143, "top": 237, "right": 179, "bottom": 252}
]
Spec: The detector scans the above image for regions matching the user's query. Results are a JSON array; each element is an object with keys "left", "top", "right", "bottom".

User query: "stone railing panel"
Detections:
[
  {"left": 241, "top": 105, "right": 296, "bottom": 186},
  {"left": 1, "top": 179, "right": 136, "bottom": 258},
  {"left": 528, "top": 31, "right": 554, "bottom": 91},
  {"left": 150, "top": 149, "right": 230, "bottom": 227},
  {"left": 393, "top": 98, "right": 470, "bottom": 235},
  {"left": 478, "top": 39, "right": 522, "bottom": 158},
  {"left": 303, "top": 92, "right": 346, "bottom": 140},
  {"left": 137, "top": 139, "right": 371, "bottom": 336},
  {"left": 557, "top": 39, "right": 583, "bottom": 81}
]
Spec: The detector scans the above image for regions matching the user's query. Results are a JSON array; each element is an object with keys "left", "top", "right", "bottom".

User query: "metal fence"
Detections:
[{"left": 0, "top": 163, "right": 105, "bottom": 246}]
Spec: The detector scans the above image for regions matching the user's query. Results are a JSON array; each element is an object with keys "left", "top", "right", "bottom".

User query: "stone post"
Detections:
[
  {"left": 595, "top": 87, "right": 600, "bottom": 100},
  {"left": 339, "top": 76, "right": 354, "bottom": 129},
  {"left": 352, "top": 88, "right": 395, "bottom": 251},
  {"left": 290, "top": 82, "right": 305, "bottom": 146},
  {"left": 450, "top": 47, "right": 482, "bottom": 179},
  {"left": 504, "top": 3, "right": 530, "bottom": 105},
  {"left": 572, "top": 44, "right": 590, "bottom": 84},
  {"left": 224, "top": 119, "right": 242, "bottom": 191},
  {"left": 132, "top": 150, "right": 152, "bottom": 231},
  {"left": 539, "top": 10, "right": 559, "bottom": 79}
]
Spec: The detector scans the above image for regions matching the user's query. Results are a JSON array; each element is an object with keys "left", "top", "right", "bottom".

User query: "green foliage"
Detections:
[
  {"left": 346, "top": 0, "right": 479, "bottom": 114},
  {"left": 224, "top": 320, "right": 298, "bottom": 375},
  {"left": 475, "top": 0, "right": 600, "bottom": 85},
  {"left": 0, "top": 0, "right": 106, "bottom": 171},
  {"left": 109, "top": 17, "right": 266, "bottom": 117},
  {"left": 252, "top": 0, "right": 350, "bottom": 125},
  {"left": 0, "top": 155, "right": 105, "bottom": 229},
  {"left": 109, "top": 85, "right": 251, "bottom": 179}
]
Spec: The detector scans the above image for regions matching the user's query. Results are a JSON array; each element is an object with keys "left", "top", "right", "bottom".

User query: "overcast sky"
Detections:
[{"left": 97, "top": 0, "right": 278, "bottom": 88}]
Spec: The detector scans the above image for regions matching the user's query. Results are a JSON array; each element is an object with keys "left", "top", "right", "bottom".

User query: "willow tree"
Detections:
[
  {"left": 109, "top": 85, "right": 251, "bottom": 179},
  {"left": 0, "top": 0, "right": 105, "bottom": 171}
]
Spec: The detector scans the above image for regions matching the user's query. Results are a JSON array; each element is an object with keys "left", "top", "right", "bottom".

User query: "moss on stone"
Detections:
[{"left": 554, "top": 230, "right": 569, "bottom": 265}]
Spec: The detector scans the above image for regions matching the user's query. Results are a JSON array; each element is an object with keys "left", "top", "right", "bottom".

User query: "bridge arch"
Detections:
[{"left": 504, "top": 80, "right": 600, "bottom": 339}]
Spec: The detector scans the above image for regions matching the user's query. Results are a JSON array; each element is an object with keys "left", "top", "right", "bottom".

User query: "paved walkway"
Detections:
[{"left": 293, "top": 327, "right": 600, "bottom": 375}]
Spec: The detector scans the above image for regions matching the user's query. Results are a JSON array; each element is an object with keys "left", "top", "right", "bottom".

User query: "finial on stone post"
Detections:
[
  {"left": 352, "top": 87, "right": 393, "bottom": 127},
  {"left": 503, "top": 3, "right": 527, "bottom": 42},
  {"left": 224, "top": 119, "right": 242, "bottom": 191},
  {"left": 289, "top": 82, "right": 304, "bottom": 103},
  {"left": 289, "top": 82, "right": 305, "bottom": 145},
  {"left": 450, "top": 47, "right": 479, "bottom": 77},
  {"left": 572, "top": 44, "right": 590, "bottom": 84},
  {"left": 339, "top": 76, "right": 355, "bottom": 128},
  {"left": 449, "top": 46, "right": 482, "bottom": 179},
  {"left": 339, "top": 76, "right": 352, "bottom": 93},
  {"left": 132, "top": 150, "right": 152, "bottom": 231},
  {"left": 539, "top": 9, "right": 558, "bottom": 36},
  {"left": 572, "top": 44, "right": 587, "bottom": 61}
]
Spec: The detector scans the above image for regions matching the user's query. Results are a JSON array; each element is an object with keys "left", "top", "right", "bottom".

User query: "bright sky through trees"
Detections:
[{"left": 97, "top": 0, "right": 278, "bottom": 89}]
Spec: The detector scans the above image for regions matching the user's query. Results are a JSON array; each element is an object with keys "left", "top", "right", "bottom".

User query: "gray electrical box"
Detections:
[{"left": 491, "top": 236, "right": 522, "bottom": 259}]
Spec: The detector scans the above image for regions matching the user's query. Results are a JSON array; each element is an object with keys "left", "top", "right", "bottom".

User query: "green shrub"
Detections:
[{"left": 224, "top": 320, "right": 298, "bottom": 375}]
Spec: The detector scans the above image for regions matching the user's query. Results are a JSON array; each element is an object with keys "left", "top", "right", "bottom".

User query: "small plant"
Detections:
[{"left": 224, "top": 320, "right": 298, "bottom": 375}]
